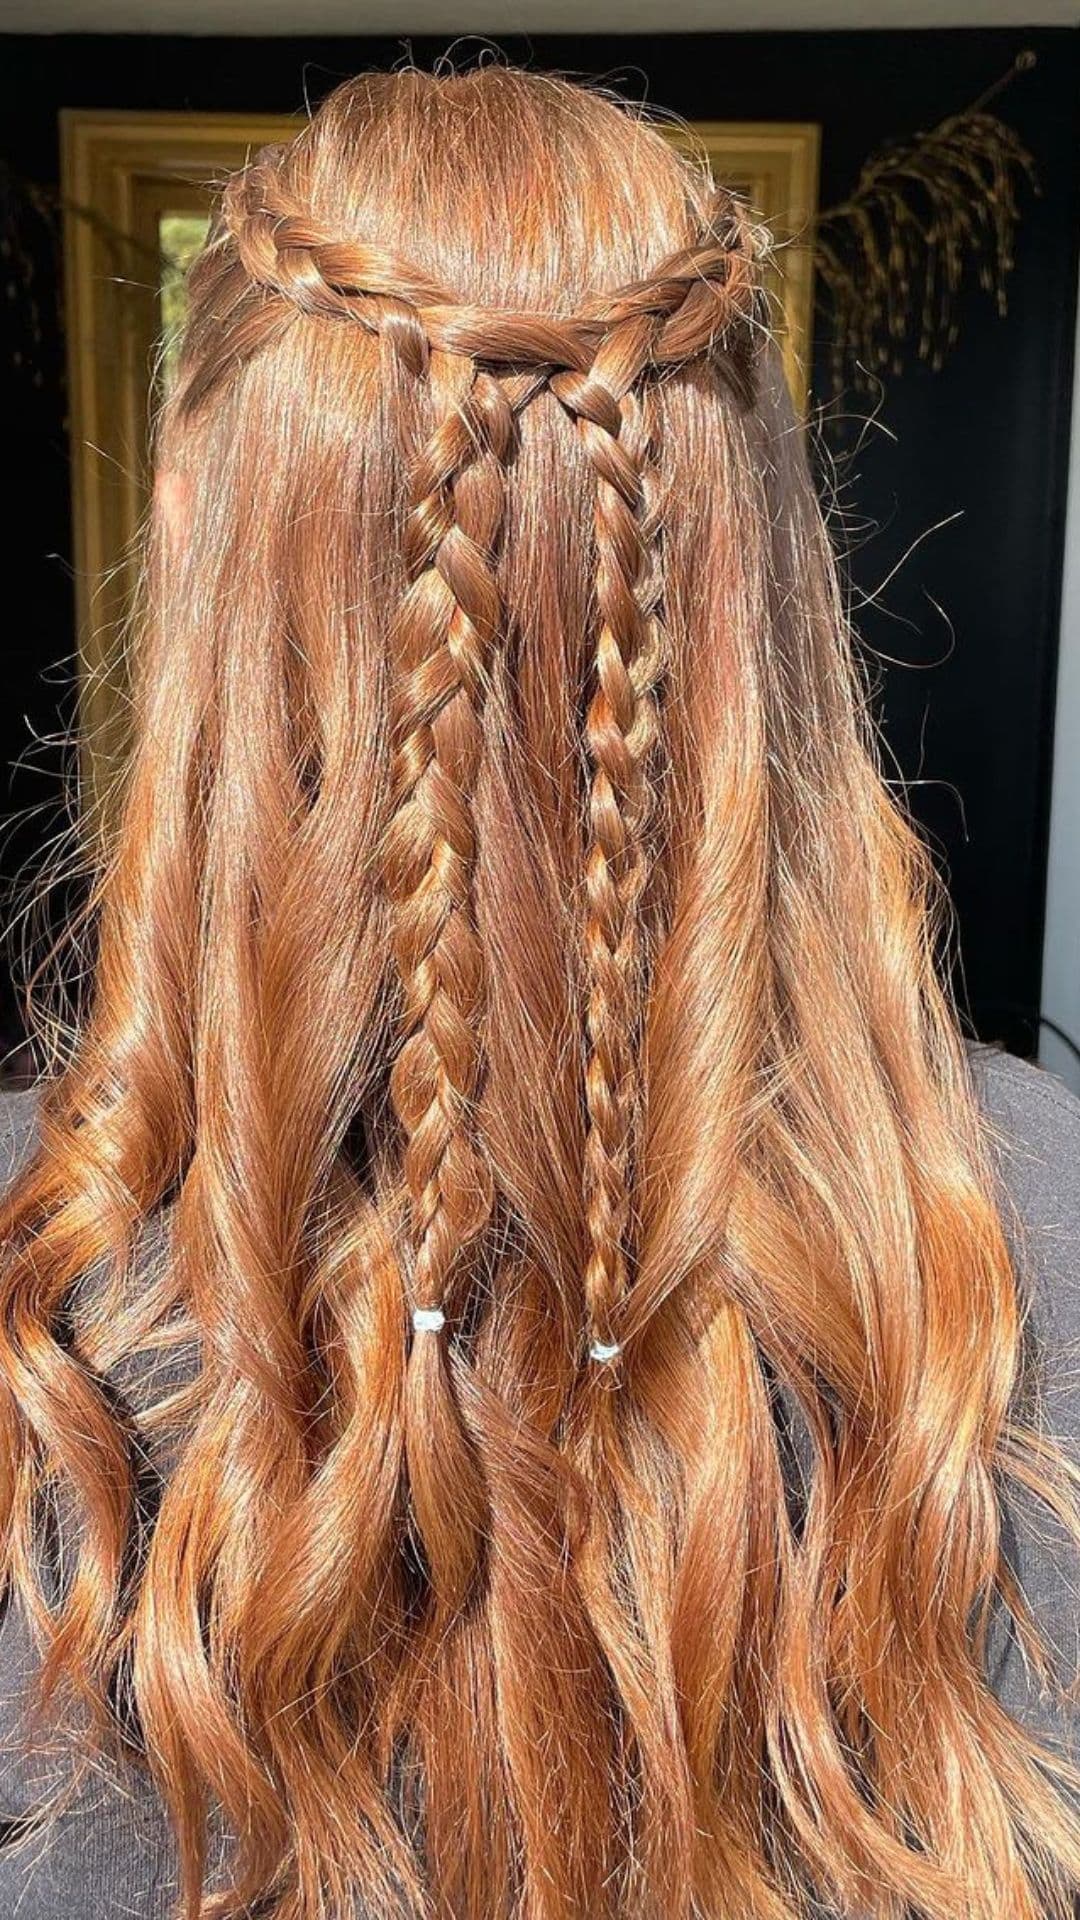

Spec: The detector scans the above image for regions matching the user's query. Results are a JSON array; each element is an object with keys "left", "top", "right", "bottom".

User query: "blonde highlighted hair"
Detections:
[{"left": 1, "top": 62, "right": 1078, "bottom": 1920}]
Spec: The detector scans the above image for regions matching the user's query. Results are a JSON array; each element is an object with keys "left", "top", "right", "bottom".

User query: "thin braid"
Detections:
[
  {"left": 550, "top": 324, "right": 671, "bottom": 1363},
  {"left": 550, "top": 334, "right": 689, "bottom": 1884},
  {"left": 381, "top": 356, "right": 542, "bottom": 1332}
]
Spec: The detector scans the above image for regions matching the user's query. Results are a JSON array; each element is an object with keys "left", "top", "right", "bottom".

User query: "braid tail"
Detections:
[{"left": 381, "top": 354, "right": 538, "bottom": 1614}]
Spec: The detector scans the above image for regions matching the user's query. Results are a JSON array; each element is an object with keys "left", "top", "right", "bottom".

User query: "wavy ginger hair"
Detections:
[{"left": 1, "top": 62, "right": 1079, "bottom": 1920}]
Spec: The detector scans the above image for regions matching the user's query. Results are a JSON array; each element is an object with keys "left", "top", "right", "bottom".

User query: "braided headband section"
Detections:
[{"left": 219, "top": 162, "right": 765, "bottom": 380}]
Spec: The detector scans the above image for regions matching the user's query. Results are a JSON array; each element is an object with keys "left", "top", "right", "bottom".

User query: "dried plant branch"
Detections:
[{"left": 813, "top": 53, "right": 1039, "bottom": 394}]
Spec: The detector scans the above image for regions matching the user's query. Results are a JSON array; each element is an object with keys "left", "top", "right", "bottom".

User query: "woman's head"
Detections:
[{"left": 2, "top": 61, "right": 1079, "bottom": 1920}]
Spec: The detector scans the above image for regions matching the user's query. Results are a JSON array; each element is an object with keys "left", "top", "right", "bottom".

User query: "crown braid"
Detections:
[{"left": 177, "top": 159, "right": 764, "bottom": 418}]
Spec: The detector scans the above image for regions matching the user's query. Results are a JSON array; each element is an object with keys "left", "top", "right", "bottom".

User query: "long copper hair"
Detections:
[{"left": 1, "top": 63, "right": 1078, "bottom": 1920}]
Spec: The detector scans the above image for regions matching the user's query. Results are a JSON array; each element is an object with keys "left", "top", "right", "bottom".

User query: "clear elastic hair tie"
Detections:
[
  {"left": 588, "top": 1338, "right": 622, "bottom": 1364},
  {"left": 412, "top": 1306, "right": 446, "bottom": 1334}
]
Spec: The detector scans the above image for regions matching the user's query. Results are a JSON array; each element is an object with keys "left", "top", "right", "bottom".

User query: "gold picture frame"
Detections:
[{"left": 61, "top": 108, "right": 820, "bottom": 809}]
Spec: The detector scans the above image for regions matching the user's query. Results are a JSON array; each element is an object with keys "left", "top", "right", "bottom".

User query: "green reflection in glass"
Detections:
[{"left": 159, "top": 211, "right": 210, "bottom": 392}]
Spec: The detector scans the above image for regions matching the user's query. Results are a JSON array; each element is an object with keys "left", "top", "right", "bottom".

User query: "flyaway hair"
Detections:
[{"left": 1, "top": 63, "right": 1079, "bottom": 1920}]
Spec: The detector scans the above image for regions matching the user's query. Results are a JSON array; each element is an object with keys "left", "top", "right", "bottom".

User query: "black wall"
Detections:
[{"left": 1, "top": 25, "right": 1078, "bottom": 1057}]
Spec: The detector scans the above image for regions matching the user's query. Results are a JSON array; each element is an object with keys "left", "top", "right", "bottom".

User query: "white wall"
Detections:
[
  {"left": 1040, "top": 283, "right": 1080, "bottom": 1096},
  {"left": 1, "top": 0, "right": 1076, "bottom": 31}
]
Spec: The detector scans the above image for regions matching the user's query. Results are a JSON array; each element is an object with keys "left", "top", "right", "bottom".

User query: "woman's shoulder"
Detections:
[
  {"left": 968, "top": 1041, "right": 1080, "bottom": 1196},
  {"left": 966, "top": 1043, "right": 1080, "bottom": 1336},
  {"left": 0, "top": 1087, "right": 38, "bottom": 1191}
]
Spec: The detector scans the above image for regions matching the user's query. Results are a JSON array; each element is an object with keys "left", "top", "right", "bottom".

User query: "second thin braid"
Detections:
[{"left": 552, "top": 317, "right": 670, "bottom": 1368}]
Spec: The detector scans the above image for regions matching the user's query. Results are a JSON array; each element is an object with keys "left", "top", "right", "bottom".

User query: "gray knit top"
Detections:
[{"left": 0, "top": 1046, "right": 1076, "bottom": 1918}]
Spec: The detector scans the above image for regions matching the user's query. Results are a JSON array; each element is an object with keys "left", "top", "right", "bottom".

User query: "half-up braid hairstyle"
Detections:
[{"left": 1, "top": 60, "right": 1079, "bottom": 1920}]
